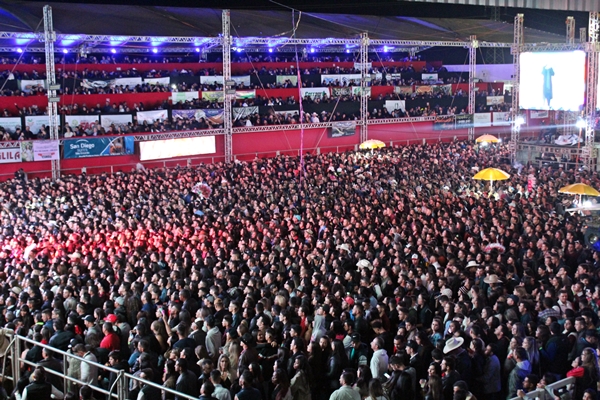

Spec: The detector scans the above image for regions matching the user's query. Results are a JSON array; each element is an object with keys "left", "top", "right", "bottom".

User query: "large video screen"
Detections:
[
  {"left": 139, "top": 136, "right": 216, "bottom": 161},
  {"left": 519, "top": 51, "right": 585, "bottom": 112}
]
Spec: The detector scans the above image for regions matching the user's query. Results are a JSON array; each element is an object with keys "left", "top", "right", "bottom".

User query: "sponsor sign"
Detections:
[
  {"left": 233, "top": 106, "right": 258, "bottom": 119},
  {"left": 136, "top": 110, "right": 168, "bottom": 123},
  {"left": 114, "top": 77, "right": 143, "bottom": 87},
  {"left": 63, "top": 137, "right": 135, "bottom": 159},
  {"left": 0, "top": 148, "right": 20, "bottom": 163},
  {"left": 486, "top": 96, "right": 505, "bottom": 106},
  {"left": 20, "top": 140, "right": 59, "bottom": 161},
  {"left": 422, "top": 73, "right": 438, "bottom": 82},
  {"left": 300, "top": 87, "right": 331, "bottom": 100},
  {"left": 433, "top": 115, "right": 455, "bottom": 130},
  {"left": 530, "top": 110, "right": 549, "bottom": 119},
  {"left": 139, "top": 136, "right": 216, "bottom": 161},
  {"left": 100, "top": 114, "right": 133, "bottom": 129},
  {"left": 172, "top": 109, "right": 224, "bottom": 125},
  {"left": 201, "top": 91, "right": 225, "bottom": 102},
  {"left": 385, "top": 100, "right": 406, "bottom": 112},
  {"left": 24, "top": 116, "right": 49, "bottom": 136},
  {"left": 0, "top": 117, "right": 22, "bottom": 133},
  {"left": 474, "top": 113, "right": 492, "bottom": 127},
  {"left": 455, "top": 114, "right": 474, "bottom": 129},
  {"left": 171, "top": 91, "right": 200, "bottom": 104},
  {"left": 493, "top": 111, "right": 511, "bottom": 126},
  {"left": 329, "top": 121, "right": 356, "bottom": 138},
  {"left": 20, "top": 79, "right": 45, "bottom": 93},
  {"left": 144, "top": 77, "right": 170, "bottom": 86},
  {"left": 394, "top": 86, "right": 414, "bottom": 95},
  {"left": 65, "top": 115, "right": 99, "bottom": 131},
  {"left": 276, "top": 75, "right": 298, "bottom": 85}
]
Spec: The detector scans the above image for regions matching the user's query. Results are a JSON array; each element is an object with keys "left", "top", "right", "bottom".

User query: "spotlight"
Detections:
[
  {"left": 236, "top": 48, "right": 242, "bottom": 53},
  {"left": 16, "top": 48, "right": 22, "bottom": 53},
  {"left": 62, "top": 49, "right": 68, "bottom": 54},
  {"left": 346, "top": 49, "right": 350, "bottom": 53},
  {"left": 195, "top": 47, "right": 200, "bottom": 52},
  {"left": 110, "top": 48, "right": 116, "bottom": 54},
  {"left": 310, "top": 48, "right": 315, "bottom": 53},
  {"left": 515, "top": 116, "right": 525, "bottom": 126},
  {"left": 383, "top": 46, "right": 388, "bottom": 53},
  {"left": 152, "top": 48, "right": 158, "bottom": 54},
  {"left": 576, "top": 118, "right": 587, "bottom": 129},
  {"left": 268, "top": 48, "right": 273, "bottom": 53}
]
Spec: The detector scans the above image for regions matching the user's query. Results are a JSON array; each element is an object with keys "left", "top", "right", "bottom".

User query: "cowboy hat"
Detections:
[
  {"left": 466, "top": 260, "right": 479, "bottom": 269},
  {"left": 483, "top": 274, "right": 502, "bottom": 284},
  {"left": 443, "top": 336, "right": 464, "bottom": 354},
  {"left": 336, "top": 243, "right": 351, "bottom": 252},
  {"left": 356, "top": 259, "right": 373, "bottom": 270}
]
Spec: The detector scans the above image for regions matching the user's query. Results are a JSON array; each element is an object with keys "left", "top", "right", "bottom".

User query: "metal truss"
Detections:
[
  {"left": 510, "top": 13, "right": 524, "bottom": 163},
  {"left": 43, "top": 6, "right": 60, "bottom": 181},
  {"left": 468, "top": 35, "right": 477, "bottom": 141},
  {"left": 222, "top": 10, "right": 233, "bottom": 164},
  {"left": 0, "top": 141, "right": 19, "bottom": 149},
  {"left": 133, "top": 129, "right": 225, "bottom": 142},
  {"left": 360, "top": 33, "right": 369, "bottom": 143},
  {"left": 567, "top": 16, "right": 575, "bottom": 44},
  {"left": 366, "top": 116, "right": 436, "bottom": 125},
  {"left": 369, "top": 39, "right": 511, "bottom": 48},
  {"left": 0, "top": 31, "right": 222, "bottom": 44},
  {"left": 236, "top": 37, "right": 361, "bottom": 46},
  {"left": 518, "top": 43, "right": 586, "bottom": 51},
  {"left": 584, "top": 12, "right": 599, "bottom": 170}
]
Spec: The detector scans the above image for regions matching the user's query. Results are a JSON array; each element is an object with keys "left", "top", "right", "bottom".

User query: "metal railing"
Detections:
[
  {"left": 1, "top": 331, "right": 200, "bottom": 400},
  {"left": 508, "top": 376, "right": 575, "bottom": 400}
]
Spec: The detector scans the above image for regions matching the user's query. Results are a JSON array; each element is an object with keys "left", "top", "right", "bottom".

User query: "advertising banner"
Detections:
[
  {"left": 493, "top": 111, "right": 511, "bottom": 126},
  {"left": 300, "top": 87, "right": 330, "bottom": 100},
  {"left": 200, "top": 76, "right": 224, "bottom": 85},
  {"left": 139, "top": 136, "right": 216, "bottom": 161},
  {"left": 276, "top": 75, "right": 298, "bottom": 85},
  {"left": 432, "top": 84, "right": 453, "bottom": 96},
  {"left": 455, "top": 114, "right": 474, "bottom": 129},
  {"left": 20, "top": 140, "right": 59, "bottom": 162},
  {"left": 415, "top": 86, "right": 433, "bottom": 94},
  {"left": 24, "top": 116, "right": 49, "bottom": 135},
  {"left": 530, "top": 110, "right": 549, "bottom": 119},
  {"left": 100, "top": 114, "right": 133, "bottom": 129},
  {"left": 235, "top": 90, "right": 256, "bottom": 99},
  {"left": 353, "top": 62, "right": 372, "bottom": 71},
  {"left": 332, "top": 87, "right": 353, "bottom": 97},
  {"left": 486, "top": 96, "right": 505, "bottom": 106},
  {"left": 65, "top": 115, "right": 99, "bottom": 131},
  {"left": 81, "top": 79, "right": 114, "bottom": 89},
  {"left": 201, "top": 91, "right": 225, "bottom": 102},
  {"left": 172, "top": 109, "right": 224, "bottom": 125},
  {"left": 422, "top": 73, "right": 438, "bottom": 82},
  {"left": 233, "top": 106, "right": 258, "bottom": 119},
  {"left": 433, "top": 115, "right": 455, "bottom": 130},
  {"left": 474, "top": 113, "right": 492, "bottom": 127},
  {"left": 231, "top": 76, "right": 251, "bottom": 86},
  {"left": 144, "top": 77, "right": 170, "bottom": 86},
  {"left": 340, "top": 74, "right": 362, "bottom": 85},
  {"left": 136, "top": 109, "right": 168, "bottom": 123},
  {"left": 385, "top": 100, "right": 406, "bottom": 112},
  {"left": 114, "top": 77, "right": 143, "bottom": 87},
  {"left": 321, "top": 75, "right": 340, "bottom": 85},
  {"left": 0, "top": 148, "right": 20, "bottom": 164},
  {"left": 20, "top": 79, "right": 45, "bottom": 93},
  {"left": 63, "top": 137, "right": 135, "bottom": 159},
  {"left": 0, "top": 117, "right": 22, "bottom": 133},
  {"left": 394, "top": 86, "right": 414, "bottom": 95},
  {"left": 329, "top": 121, "right": 356, "bottom": 138},
  {"left": 351, "top": 87, "right": 371, "bottom": 97},
  {"left": 171, "top": 91, "right": 200, "bottom": 104}
]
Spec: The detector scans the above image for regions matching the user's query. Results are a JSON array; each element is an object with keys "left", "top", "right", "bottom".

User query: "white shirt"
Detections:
[
  {"left": 370, "top": 348, "right": 389, "bottom": 381},
  {"left": 213, "top": 384, "right": 232, "bottom": 400}
]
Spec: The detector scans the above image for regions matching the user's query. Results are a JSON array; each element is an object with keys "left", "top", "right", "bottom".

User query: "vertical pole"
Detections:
[
  {"left": 468, "top": 35, "right": 477, "bottom": 141},
  {"left": 567, "top": 16, "right": 575, "bottom": 44},
  {"left": 510, "top": 14, "right": 524, "bottom": 164},
  {"left": 13, "top": 335, "right": 21, "bottom": 386},
  {"left": 584, "top": 12, "right": 599, "bottom": 171},
  {"left": 359, "top": 33, "right": 369, "bottom": 143},
  {"left": 43, "top": 6, "right": 60, "bottom": 180},
  {"left": 222, "top": 10, "right": 233, "bottom": 163},
  {"left": 581, "top": 27, "right": 587, "bottom": 43}
]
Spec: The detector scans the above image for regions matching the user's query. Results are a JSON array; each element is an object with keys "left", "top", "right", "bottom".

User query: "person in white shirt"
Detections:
[
  {"left": 369, "top": 337, "right": 389, "bottom": 381},
  {"left": 210, "top": 370, "right": 232, "bottom": 400}
]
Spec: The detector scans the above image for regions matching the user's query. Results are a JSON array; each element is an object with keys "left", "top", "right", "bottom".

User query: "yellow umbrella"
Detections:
[
  {"left": 359, "top": 139, "right": 386, "bottom": 150},
  {"left": 558, "top": 183, "right": 600, "bottom": 196},
  {"left": 472, "top": 167, "right": 510, "bottom": 192},
  {"left": 476, "top": 134, "right": 500, "bottom": 143}
]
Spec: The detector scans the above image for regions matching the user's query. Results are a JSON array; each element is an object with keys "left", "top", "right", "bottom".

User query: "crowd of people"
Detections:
[{"left": 0, "top": 141, "right": 599, "bottom": 400}]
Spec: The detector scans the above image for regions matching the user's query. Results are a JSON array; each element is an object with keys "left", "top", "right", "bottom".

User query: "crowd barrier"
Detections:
[{"left": 508, "top": 377, "right": 575, "bottom": 400}]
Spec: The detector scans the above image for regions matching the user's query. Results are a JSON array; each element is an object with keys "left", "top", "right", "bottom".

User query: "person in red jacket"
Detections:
[{"left": 100, "top": 322, "right": 121, "bottom": 352}]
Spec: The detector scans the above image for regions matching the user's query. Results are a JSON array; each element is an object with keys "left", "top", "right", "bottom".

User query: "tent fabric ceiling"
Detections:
[{"left": 0, "top": 0, "right": 565, "bottom": 46}]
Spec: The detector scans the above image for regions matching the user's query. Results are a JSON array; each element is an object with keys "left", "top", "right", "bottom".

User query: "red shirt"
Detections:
[{"left": 100, "top": 332, "right": 120, "bottom": 352}]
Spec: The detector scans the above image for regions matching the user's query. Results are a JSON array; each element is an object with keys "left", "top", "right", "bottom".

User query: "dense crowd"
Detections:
[{"left": 0, "top": 141, "right": 599, "bottom": 400}]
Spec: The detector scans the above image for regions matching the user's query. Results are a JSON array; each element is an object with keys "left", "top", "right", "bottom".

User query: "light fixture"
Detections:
[
  {"left": 152, "top": 48, "right": 158, "bottom": 54},
  {"left": 195, "top": 47, "right": 200, "bottom": 52},
  {"left": 110, "top": 48, "right": 116, "bottom": 54},
  {"left": 383, "top": 46, "right": 388, "bottom": 53},
  {"left": 515, "top": 116, "right": 525, "bottom": 126},
  {"left": 16, "top": 48, "right": 22, "bottom": 53},
  {"left": 310, "top": 48, "right": 315, "bottom": 53},
  {"left": 268, "top": 48, "right": 273, "bottom": 53},
  {"left": 62, "top": 49, "right": 68, "bottom": 54},
  {"left": 576, "top": 117, "right": 587, "bottom": 129}
]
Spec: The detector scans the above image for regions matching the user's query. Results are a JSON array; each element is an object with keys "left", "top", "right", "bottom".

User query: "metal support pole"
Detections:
[
  {"left": 43, "top": 6, "right": 60, "bottom": 180},
  {"left": 581, "top": 27, "right": 587, "bottom": 43},
  {"left": 359, "top": 32, "right": 369, "bottom": 143},
  {"left": 567, "top": 16, "right": 575, "bottom": 44},
  {"left": 468, "top": 35, "right": 478, "bottom": 141},
  {"left": 584, "top": 12, "right": 599, "bottom": 170},
  {"left": 222, "top": 9, "right": 233, "bottom": 164},
  {"left": 13, "top": 335, "right": 21, "bottom": 385},
  {"left": 510, "top": 14, "right": 524, "bottom": 164}
]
